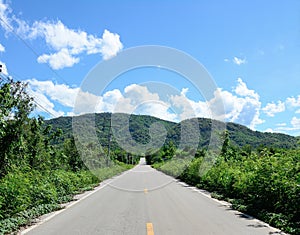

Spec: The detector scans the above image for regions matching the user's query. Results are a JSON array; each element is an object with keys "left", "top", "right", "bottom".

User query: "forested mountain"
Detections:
[{"left": 45, "top": 113, "right": 299, "bottom": 150}]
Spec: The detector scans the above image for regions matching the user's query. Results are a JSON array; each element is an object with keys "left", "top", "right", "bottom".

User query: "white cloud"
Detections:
[
  {"left": 233, "top": 56, "right": 246, "bottom": 65},
  {"left": 100, "top": 29, "right": 123, "bottom": 60},
  {"left": 27, "top": 78, "right": 101, "bottom": 117},
  {"left": 27, "top": 79, "right": 79, "bottom": 107},
  {"left": 27, "top": 86, "right": 65, "bottom": 117},
  {"left": 120, "top": 84, "right": 177, "bottom": 121},
  {"left": 37, "top": 49, "right": 80, "bottom": 70},
  {"left": 26, "top": 77, "right": 265, "bottom": 130},
  {"left": 262, "top": 101, "right": 285, "bottom": 117},
  {"left": 271, "top": 117, "right": 300, "bottom": 134},
  {"left": 168, "top": 78, "right": 263, "bottom": 129},
  {"left": 208, "top": 86, "right": 263, "bottom": 129},
  {"left": 0, "top": 1, "right": 123, "bottom": 69},
  {"left": 27, "top": 80, "right": 178, "bottom": 122},
  {"left": 286, "top": 96, "right": 300, "bottom": 108},
  {"left": 264, "top": 128, "right": 273, "bottom": 133},
  {"left": 0, "top": 0, "right": 12, "bottom": 32},
  {"left": 209, "top": 88, "right": 240, "bottom": 121},
  {"left": 31, "top": 21, "right": 123, "bottom": 69},
  {"left": 170, "top": 93, "right": 203, "bottom": 121},
  {"left": 124, "top": 84, "right": 160, "bottom": 104},
  {"left": 235, "top": 78, "right": 258, "bottom": 99},
  {"left": 30, "top": 20, "right": 88, "bottom": 52},
  {"left": 229, "top": 78, "right": 264, "bottom": 128},
  {"left": 291, "top": 116, "right": 300, "bottom": 129},
  {"left": 276, "top": 123, "right": 286, "bottom": 127},
  {"left": 94, "top": 89, "right": 126, "bottom": 114},
  {"left": 0, "top": 43, "right": 5, "bottom": 52},
  {"left": 180, "top": 87, "right": 189, "bottom": 96}
]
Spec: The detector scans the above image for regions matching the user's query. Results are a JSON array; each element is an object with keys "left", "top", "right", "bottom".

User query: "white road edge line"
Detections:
[
  {"left": 176, "top": 181, "right": 288, "bottom": 235},
  {"left": 20, "top": 169, "right": 131, "bottom": 235}
]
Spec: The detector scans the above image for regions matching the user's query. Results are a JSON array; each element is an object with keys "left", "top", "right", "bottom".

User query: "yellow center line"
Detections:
[
  {"left": 144, "top": 188, "right": 148, "bottom": 194},
  {"left": 146, "top": 222, "right": 154, "bottom": 235}
]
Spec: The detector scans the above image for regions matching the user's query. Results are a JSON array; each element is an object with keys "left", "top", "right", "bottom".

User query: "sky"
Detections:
[{"left": 0, "top": 0, "right": 300, "bottom": 136}]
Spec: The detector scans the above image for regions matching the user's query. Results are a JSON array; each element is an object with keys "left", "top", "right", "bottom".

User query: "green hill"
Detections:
[{"left": 45, "top": 113, "right": 298, "bottom": 150}]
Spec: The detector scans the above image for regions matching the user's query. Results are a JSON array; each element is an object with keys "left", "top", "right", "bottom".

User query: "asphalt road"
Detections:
[{"left": 25, "top": 158, "right": 284, "bottom": 235}]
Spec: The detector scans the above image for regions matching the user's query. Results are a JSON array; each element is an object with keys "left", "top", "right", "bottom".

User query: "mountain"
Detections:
[{"left": 45, "top": 113, "right": 298, "bottom": 150}]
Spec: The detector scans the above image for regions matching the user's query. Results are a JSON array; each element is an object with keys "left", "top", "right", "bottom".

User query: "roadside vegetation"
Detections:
[
  {"left": 147, "top": 135, "right": 300, "bottom": 234},
  {"left": 0, "top": 79, "right": 133, "bottom": 234}
]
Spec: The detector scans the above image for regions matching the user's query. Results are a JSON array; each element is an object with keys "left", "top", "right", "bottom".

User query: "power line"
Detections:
[
  {"left": 0, "top": 16, "right": 75, "bottom": 118},
  {"left": 0, "top": 16, "right": 71, "bottom": 86},
  {"left": 2, "top": 66, "right": 59, "bottom": 117},
  {"left": 0, "top": 71, "right": 58, "bottom": 118}
]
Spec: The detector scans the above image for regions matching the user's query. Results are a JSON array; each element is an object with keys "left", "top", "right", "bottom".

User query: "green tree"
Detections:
[
  {"left": 221, "top": 130, "right": 230, "bottom": 161},
  {"left": 63, "top": 137, "right": 84, "bottom": 171},
  {"left": 0, "top": 80, "right": 34, "bottom": 176}
]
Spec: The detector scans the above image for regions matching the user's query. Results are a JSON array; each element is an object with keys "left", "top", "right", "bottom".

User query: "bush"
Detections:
[
  {"left": 0, "top": 171, "right": 32, "bottom": 219},
  {"left": 154, "top": 148, "right": 300, "bottom": 235}
]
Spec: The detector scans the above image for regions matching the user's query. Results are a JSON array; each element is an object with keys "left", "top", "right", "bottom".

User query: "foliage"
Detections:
[
  {"left": 0, "top": 80, "right": 34, "bottom": 176},
  {"left": 153, "top": 139, "right": 300, "bottom": 234},
  {"left": 0, "top": 204, "right": 61, "bottom": 235},
  {"left": 47, "top": 114, "right": 299, "bottom": 154}
]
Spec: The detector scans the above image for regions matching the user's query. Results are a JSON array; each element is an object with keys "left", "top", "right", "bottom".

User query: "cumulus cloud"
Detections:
[
  {"left": 262, "top": 101, "right": 285, "bottom": 117},
  {"left": 29, "top": 88, "right": 65, "bottom": 117},
  {"left": 100, "top": 29, "right": 123, "bottom": 60},
  {"left": 0, "top": 0, "right": 12, "bottom": 32},
  {"left": 29, "top": 20, "right": 89, "bottom": 52},
  {"left": 291, "top": 116, "right": 300, "bottom": 129},
  {"left": 117, "top": 84, "right": 177, "bottom": 121},
  {"left": 286, "top": 96, "right": 300, "bottom": 108},
  {"left": 170, "top": 92, "right": 203, "bottom": 121},
  {"left": 235, "top": 78, "right": 258, "bottom": 99},
  {"left": 0, "top": 43, "right": 5, "bottom": 52},
  {"left": 26, "top": 77, "right": 265, "bottom": 130},
  {"left": 233, "top": 56, "right": 246, "bottom": 65},
  {"left": 27, "top": 79, "right": 80, "bottom": 107},
  {"left": 207, "top": 85, "right": 263, "bottom": 129},
  {"left": 0, "top": 1, "right": 123, "bottom": 70},
  {"left": 37, "top": 49, "right": 80, "bottom": 70},
  {"left": 27, "top": 80, "right": 178, "bottom": 121},
  {"left": 27, "top": 80, "right": 66, "bottom": 117}
]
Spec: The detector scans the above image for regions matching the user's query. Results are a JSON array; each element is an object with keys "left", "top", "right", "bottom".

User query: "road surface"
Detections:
[{"left": 25, "top": 158, "right": 284, "bottom": 235}]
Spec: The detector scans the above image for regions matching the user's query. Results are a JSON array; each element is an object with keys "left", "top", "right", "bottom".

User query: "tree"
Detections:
[
  {"left": 63, "top": 137, "right": 84, "bottom": 171},
  {"left": 221, "top": 130, "right": 230, "bottom": 160},
  {"left": 0, "top": 80, "right": 34, "bottom": 176}
]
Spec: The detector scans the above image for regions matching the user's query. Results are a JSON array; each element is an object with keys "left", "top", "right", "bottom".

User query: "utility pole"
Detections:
[
  {"left": 107, "top": 116, "right": 112, "bottom": 166},
  {"left": 102, "top": 114, "right": 116, "bottom": 166}
]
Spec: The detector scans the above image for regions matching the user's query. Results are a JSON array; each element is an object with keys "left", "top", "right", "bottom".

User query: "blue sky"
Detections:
[{"left": 0, "top": 0, "right": 300, "bottom": 136}]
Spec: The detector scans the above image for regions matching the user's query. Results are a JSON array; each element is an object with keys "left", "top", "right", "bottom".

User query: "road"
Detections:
[{"left": 25, "top": 158, "right": 284, "bottom": 235}]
